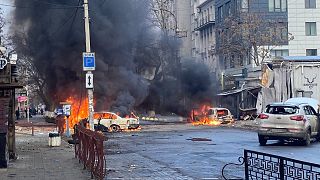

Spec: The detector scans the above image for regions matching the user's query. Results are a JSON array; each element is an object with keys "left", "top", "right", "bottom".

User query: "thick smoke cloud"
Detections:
[
  {"left": 12, "top": 0, "right": 150, "bottom": 114},
  {"left": 12, "top": 0, "right": 217, "bottom": 116}
]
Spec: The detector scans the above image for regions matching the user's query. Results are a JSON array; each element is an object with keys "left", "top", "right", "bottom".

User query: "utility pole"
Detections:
[
  {"left": 83, "top": 0, "right": 94, "bottom": 130},
  {"left": 26, "top": 86, "right": 29, "bottom": 123}
]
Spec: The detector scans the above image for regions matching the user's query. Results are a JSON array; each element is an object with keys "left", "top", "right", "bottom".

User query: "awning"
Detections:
[{"left": 217, "top": 86, "right": 261, "bottom": 96}]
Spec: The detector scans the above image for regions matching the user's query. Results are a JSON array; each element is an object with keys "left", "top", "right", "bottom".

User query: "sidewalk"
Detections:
[{"left": 0, "top": 116, "right": 91, "bottom": 180}]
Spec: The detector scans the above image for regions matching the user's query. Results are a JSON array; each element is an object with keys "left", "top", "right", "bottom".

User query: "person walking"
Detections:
[{"left": 15, "top": 108, "right": 20, "bottom": 120}]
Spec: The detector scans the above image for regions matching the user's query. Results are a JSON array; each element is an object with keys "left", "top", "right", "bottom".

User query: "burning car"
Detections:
[
  {"left": 93, "top": 112, "right": 140, "bottom": 132},
  {"left": 191, "top": 105, "right": 234, "bottom": 125},
  {"left": 207, "top": 108, "right": 234, "bottom": 124}
]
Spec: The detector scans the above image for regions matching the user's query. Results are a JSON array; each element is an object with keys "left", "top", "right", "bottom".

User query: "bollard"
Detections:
[{"left": 31, "top": 122, "right": 34, "bottom": 136}]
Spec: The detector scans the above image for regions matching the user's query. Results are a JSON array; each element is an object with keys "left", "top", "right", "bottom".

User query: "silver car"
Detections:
[{"left": 257, "top": 102, "right": 320, "bottom": 146}]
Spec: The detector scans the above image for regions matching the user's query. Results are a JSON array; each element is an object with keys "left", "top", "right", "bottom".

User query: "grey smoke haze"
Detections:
[{"left": 12, "top": 0, "right": 151, "bottom": 114}]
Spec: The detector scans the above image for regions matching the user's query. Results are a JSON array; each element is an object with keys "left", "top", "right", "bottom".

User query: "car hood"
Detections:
[{"left": 124, "top": 118, "right": 139, "bottom": 121}]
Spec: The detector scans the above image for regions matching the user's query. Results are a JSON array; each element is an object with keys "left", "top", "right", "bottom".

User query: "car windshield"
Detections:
[
  {"left": 217, "top": 110, "right": 228, "bottom": 117},
  {"left": 265, "top": 106, "right": 299, "bottom": 115},
  {"left": 94, "top": 113, "right": 117, "bottom": 119}
]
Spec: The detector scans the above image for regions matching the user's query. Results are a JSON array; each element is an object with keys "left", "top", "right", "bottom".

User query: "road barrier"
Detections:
[
  {"left": 74, "top": 124, "right": 107, "bottom": 180},
  {"left": 222, "top": 149, "right": 320, "bottom": 180}
]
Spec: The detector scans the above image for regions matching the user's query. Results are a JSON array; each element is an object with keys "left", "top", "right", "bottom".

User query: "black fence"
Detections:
[{"left": 222, "top": 149, "right": 320, "bottom": 180}]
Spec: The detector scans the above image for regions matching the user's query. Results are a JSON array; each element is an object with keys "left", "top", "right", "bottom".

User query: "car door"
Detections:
[{"left": 307, "top": 106, "right": 318, "bottom": 135}]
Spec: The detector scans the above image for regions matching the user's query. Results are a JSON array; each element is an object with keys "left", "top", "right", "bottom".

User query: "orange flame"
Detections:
[
  {"left": 191, "top": 104, "right": 221, "bottom": 126},
  {"left": 65, "top": 96, "right": 89, "bottom": 129}
]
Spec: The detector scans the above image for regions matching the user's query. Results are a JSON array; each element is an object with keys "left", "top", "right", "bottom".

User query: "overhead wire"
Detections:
[
  {"left": 30, "top": 0, "right": 81, "bottom": 8},
  {"left": 0, "top": 2, "right": 81, "bottom": 9},
  {"left": 67, "top": 0, "right": 82, "bottom": 36},
  {"left": 50, "top": 0, "right": 82, "bottom": 37}
]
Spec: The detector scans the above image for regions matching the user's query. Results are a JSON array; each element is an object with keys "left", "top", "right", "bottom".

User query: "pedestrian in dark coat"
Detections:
[{"left": 15, "top": 109, "right": 20, "bottom": 120}]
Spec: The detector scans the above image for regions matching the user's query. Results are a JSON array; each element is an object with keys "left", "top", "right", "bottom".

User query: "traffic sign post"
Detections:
[
  {"left": 62, "top": 103, "right": 72, "bottom": 137},
  {"left": 83, "top": 0, "right": 95, "bottom": 131},
  {"left": 83, "top": 52, "right": 95, "bottom": 71},
  {"left": 86, "top": 72, "right": 94, "bottom": 89},
  {"left": 0, "top": 58, "right": 7, "bottom": 70}
]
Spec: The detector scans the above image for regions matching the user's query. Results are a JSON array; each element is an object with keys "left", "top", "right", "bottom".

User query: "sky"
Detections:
[{"left": 1, "top": 0, "right": 14, "bottom": 34}]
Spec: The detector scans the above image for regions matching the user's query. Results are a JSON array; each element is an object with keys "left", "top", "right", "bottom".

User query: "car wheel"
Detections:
[
  {"left": 110, "top": 125, "right": 120, "bottom": 132},
  {"left": 316, "top": 133, "right": 320, "bottom": 142},
  {"left": 303, "top": 131, "right": 311, "bottom": 146},
  {"left": 258, "top": 135, "right": 267, "bottom": 146}
]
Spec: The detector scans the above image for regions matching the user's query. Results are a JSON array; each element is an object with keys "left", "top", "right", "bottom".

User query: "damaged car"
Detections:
[
  {"left": 93, "top": 112, "right": 140, "bottom": 132},
  {"left": 257, "top": 102, "right": 320, "bottom": 146},
  {"left": 207, "top": 108, "right": 234, "bottom": 124}
]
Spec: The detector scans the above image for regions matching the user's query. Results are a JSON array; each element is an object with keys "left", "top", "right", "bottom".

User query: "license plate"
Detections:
[{"left": 272, "top": 129, "right": 284, "bottom": 133}]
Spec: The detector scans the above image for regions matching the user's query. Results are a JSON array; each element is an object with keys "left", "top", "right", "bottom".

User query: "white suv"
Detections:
[
  {"left": 257, "top": 102, "right": 320, "bottom": 146},
  {"left": 207, "top": 108, "right": 234, "bottom": 124}
]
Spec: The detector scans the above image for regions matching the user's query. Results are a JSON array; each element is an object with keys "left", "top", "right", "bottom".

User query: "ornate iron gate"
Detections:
[
  {"left": 245, "top": 149, "right": 320, "bottom": 180},
  {"left": 222, "top": 149, "right": 320, "bottom": 180}
]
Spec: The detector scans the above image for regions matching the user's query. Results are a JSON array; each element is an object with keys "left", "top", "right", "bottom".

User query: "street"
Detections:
[{"left": 105, "top": 121, "right": 320, "bottom": 180}]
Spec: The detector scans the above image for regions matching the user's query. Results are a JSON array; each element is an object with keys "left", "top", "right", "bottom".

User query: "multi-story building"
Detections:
[
  {"left": 213, "top": 0, "right": 320, "bottom": 118},
  {"left": 172, "top": 0, "right": 193, "bottom": 60},
  {"left": 157, "top": 0, "right": 192, "bottom": 61},
  {"left": 271, "top": 0, "right": 320, "bottom": 56},
  {"left": 214, "top": 0, "right": 288, "bottom": 118},
  {"left": 191, "top": 0, "right": 217, "bottom": 72}
]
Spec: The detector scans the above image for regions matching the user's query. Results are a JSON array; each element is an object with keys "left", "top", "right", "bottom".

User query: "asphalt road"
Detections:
[{"left": 104, "top": 121, "right": 320, "bottom": 180}]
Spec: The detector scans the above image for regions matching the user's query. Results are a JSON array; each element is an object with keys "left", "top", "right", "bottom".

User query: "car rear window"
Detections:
[
  {"left": 265, "top": 106, "right": 299, "bottom": 115},
  {"left": 217, "top": 110, "right": 228, "bottom": 117}
]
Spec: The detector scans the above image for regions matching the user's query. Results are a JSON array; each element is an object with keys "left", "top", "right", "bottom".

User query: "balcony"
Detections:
[{"left": 194, "top": 14, "right": 215, "bottom": 31}]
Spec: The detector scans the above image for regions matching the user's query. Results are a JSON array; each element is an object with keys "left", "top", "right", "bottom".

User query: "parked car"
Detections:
[
  {"left": 207, "top": 108, "right": 234, "bottom": 124},
  {"left": 93, "top": 112, "right": 140, "bottom": 132},
  {"left": 285, "top": 97, "right": 320, "bottom": 113},
  {"left": 257, "top": 102, "right": 320, "bottom": 146}
]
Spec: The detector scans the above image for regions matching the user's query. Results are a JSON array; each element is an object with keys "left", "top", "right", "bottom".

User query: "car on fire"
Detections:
[
  {"left": 207, "top": 108, "right": 234, "bottom": 124},
  {"left": 192, "top": 107, "right": 234, "bottom": 124},
  {"left": 93, "top": 112, "right": 140, "bottom": 132},
  {"left": 257, "top": 102, "right": 320, "bottom": 146}
]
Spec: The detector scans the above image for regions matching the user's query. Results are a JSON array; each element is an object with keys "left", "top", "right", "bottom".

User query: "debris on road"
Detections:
[{"left": 186, "top": 138, "right": 212, "bottom": 141}]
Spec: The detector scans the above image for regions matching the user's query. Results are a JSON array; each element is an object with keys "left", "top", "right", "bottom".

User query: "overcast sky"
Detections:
[{"left": 1, "top": 0, "right": 14, "bottom": 34}]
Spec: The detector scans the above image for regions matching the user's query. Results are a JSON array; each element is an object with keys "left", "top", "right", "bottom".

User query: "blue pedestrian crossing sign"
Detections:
[{"left": 83, "top": 52, "right": 95, "bottom": 71}]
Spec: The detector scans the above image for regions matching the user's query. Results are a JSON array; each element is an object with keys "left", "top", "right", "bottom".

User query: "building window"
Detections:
[
  {"left": 271, "top": 49, "right": 289, "bottom": 57},
  {"left": 224, "top": 56, "right": 228, "bottom": 69},
  {"left": 306, "top": 49, "right": 317, "bottom": 56},
  {"left": 218, "top": 6, "right": 223, "bottom": 22},
  {"left": 305, "top": 0, "right": 316, "bottom": 8},
  {"left": 241, "top": 0, "right": 248, "bottom": 12},
  {"left": 239, "top": 55, "right": 244, "bottom": 66},
  {"left": 280, "top": 27, "right": 288, "bottom": 40},
  {"left": 269, "top": 0, "right": 287, "bottom": 12},
  {"left": 305, "top": 22, "right": 317, "bottom": 36},
  {"left": 224, "top": 1, "right": 231, "bottom": 17},
  {"left": 230, "top": 55, "right": 235, "bottom": 68}
]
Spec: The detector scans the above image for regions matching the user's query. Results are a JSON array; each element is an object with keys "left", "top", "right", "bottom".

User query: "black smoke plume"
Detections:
[
  {"left": 12, "top": 0, "right": 150, "bottom": 114},
  {"left": 11, "top": 0, "right": 217, "bottom": 116}
]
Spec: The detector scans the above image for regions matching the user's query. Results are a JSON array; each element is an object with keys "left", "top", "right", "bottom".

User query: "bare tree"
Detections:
[
  {"left": 0, "top": 8, "right": 5, "bottom": 53},
  {"left": 10, "top": 30, "right": 54, "bottom": 110},
  {"left": 216, "top": 12, "right": 293, "bottom": 66},
  {"left": 151, "top": 0, "right": 177, "bottom": 35}
]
